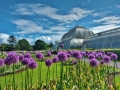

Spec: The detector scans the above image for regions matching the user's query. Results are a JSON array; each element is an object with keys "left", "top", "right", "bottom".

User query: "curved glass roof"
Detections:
[{"left": 61, "top": 25, "right": 94, "bottom": 41}]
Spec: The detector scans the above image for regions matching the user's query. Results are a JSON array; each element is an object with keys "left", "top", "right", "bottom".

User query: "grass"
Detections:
[{"left": 0, "top": 61, "right": 63, "bottom": 90}]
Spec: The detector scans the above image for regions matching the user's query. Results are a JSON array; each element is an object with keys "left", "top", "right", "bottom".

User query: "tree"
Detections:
[
  {"left": 49, "top": 42, "right": 54, "bottom": 48},
  {"left": 33, "top": 40, "right": 48, "bottom": 50},
  {"left": 7, "top": 35, "right": 17, "bottom": 50},
  {"left": 17, "top": 39, "right": 32, "bottom": 50},
  {"left": 0, "top": 43, "right": 9, "bottom": 51}
]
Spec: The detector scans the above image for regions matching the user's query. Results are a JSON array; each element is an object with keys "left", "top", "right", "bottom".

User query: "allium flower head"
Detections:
[
  {"left": 19, "top": 54, "right": 24, "bottom": 61},
  {"left": 57, "top": 52, "right": 67, "bottom": 62},
  {"left": 52, "top": 56, "right": 58, "bottom": 63},
  {"left": 110, "top": 53, "right": 118, "bottom": 60},
  {"left": 36, "top": 52, "right": 44, "bottom": 59},
  {"left": 88, "top": 54, "right": 95, "bottom": 60},
  {"left": 5, "top": 52, "right": 19, "bottom": 65},
  {"left": 22, "top": 58, "right": 30, "bottom": 65},
  {"left": 67, "top": 54, "right": 71, "bottom": 58},
  {"left": 24, "top": 53, "right": 31, "bottom": 59},
  {"left": 103, "top": 55, "right": 111, "bottom": 63},
  {"left": 28, "top": 60, "right": 37, "bottom": 69},
  {"left": 60, "top": 44, "right": 64, "bottom": 48},
  {"left": 100, "top": 60, "right": 104, "bottom": 65},
  {"left": 90, "top": 59, "right": 98, "bottom": 67},
  {"left": 107, "top": 52, "right": 114, "bottom": 56},
  {"left": 47, "top": 51, "right": 52, "bottom": 57},
  {"left": 0, "top": 59, "right": 4, "bottom": 66},
  {"left": 72, "top": 51, "right": 82, "bottom": 59},
  {"left": 81, "top": 52, "right": 86, "bottom": 57},
  {"left": 72, "top": 60, "right": 77, "bottom": 65},
  {"left": 45, "top": 59, "right": 52, "bottom": 66}
]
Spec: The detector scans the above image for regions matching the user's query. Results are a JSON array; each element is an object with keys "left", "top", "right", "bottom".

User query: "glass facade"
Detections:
[{"left": 52, "top": 26, "right": 120, "bottom": 50}]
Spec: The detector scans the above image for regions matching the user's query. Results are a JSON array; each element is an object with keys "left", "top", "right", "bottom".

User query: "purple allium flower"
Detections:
[
  {"left": 60, "top": 44, "right": 64, "bottom": 48},
  {"left": 22, "top": 58, "right": 30, "bottom": 65},
  {"left": 57, "top": 52, "right": 67, "bottom": 62},
  {"left": 28, "top": 60, "right": 37, "bottom": 69},
  {"left": 72, "top": 51, "right": 82, "bottom": 59},
  {"left": 72, "top": 60, "right": 77, "bottom": 65},
  {"left": 67, "top": 54, "right": 71, "bottom": 58},
  {"left": 81, "top": 52, "right": 86, "bottom": 57},
  {"left": 36, "top": 52, "right": 44, "bottom": 59},
  {"left": 88, "top": 54, "right": 95, "bottom": 60},
  {"left": 45, "top": 59, "right": 52, "bottom": 67},
  {"left": 24, "top": 53, "right": 31, "bottom": 59},
  {"left": 90, "top": 59, "right": 98, "bottom": 67},
  {"left": 107, "top": 52, "right": 114, "bottom": 56},
  {"left": 103, "top": 55, "right": 111, "bottom": 63},
  {"left": 52, "top": 56, "right": 58, "bottom": 63},
  {"left": 100, "top": 60, "right": 104, "bottom": 65},
  {"left": 4, "top": 52, "right": 19, "bottom": 65},
  {"left": 19, "top": 54, "right": 24, "bottom": 61},
  {"left": 97, "top": 53, "right": 103, "bottom": 58},
  {"left": 110, "top": 53, "right": 118, "bottom": 60},
  {"left": 47, "top": 51, "right": 52, "bottom": 57},
  {"left": 0, "top": 59, "right": 4, "bottom": 66}
]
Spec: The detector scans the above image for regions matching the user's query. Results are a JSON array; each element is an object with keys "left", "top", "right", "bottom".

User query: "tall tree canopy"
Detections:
[
  {"left": 33, "top": 40, "right": 48, "bottom": 50},
  {"left": 7, "top": 35, "right": 17, "bottom": 50},
  {"left": 17, "top": 39, "right": 32, "bottom": 50}
]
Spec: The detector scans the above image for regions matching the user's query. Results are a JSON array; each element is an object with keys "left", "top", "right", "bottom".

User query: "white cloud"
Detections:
[
  {"left": 116, "top": 5, "right": 120, "bottom": 8},
  {"left": 90, "top": 24, "right": 120, "bottom": 33},
  {"left": 13, "top": 4, "right": 93, "bottom": 23},
  {"left": 0, "top": 33, "right": 9, "bottom": 44},
  {"left": 36, "top": 36, "right": 51, "bottom": 44},
  {"left": 93, "top": 16, "right": 120, "bottom": 25},
  {"left": 12, "top": 19, "right": 51, "bottom": 34},
  {"left": 93, "top": 11, "right": 111, "bottom": 17}
]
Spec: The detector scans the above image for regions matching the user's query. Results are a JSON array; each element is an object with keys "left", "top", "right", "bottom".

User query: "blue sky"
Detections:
[{"left": 0, "top": 0, "right": 120, "bottom": 44}]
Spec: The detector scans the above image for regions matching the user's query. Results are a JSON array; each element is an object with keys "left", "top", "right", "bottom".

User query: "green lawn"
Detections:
[{"left": 0, "top": 61, "right": 62, "bottom": 90}]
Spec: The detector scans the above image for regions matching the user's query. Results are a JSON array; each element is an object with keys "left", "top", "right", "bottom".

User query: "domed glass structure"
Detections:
[{"left": 60, "top": 25, "right": 94, "bottom": 49}]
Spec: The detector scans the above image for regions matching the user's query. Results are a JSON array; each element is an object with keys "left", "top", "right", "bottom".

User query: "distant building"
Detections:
[{"left": 52, "top": 25, "right": 120, "bottom": 50}]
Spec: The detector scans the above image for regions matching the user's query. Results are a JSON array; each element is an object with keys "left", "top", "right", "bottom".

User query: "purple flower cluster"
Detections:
[
  {"left": 4, "top": 52, "right": 19, "bottom": 65},
  {"left": 103, "top": 55, "right": 111, "bottom": 63},
  {"left": 28, "top": 60, "right": 37, "bottom": 69},
  {"left": 110, "top": 53, "right": 118, "bottom": 60},
  {"left": 57, "top": 52, "right": 67, "bottom": 62},
  {"left": 90, "top": 59, "right": 98, "bottom": 67},
  {"left": 72, "top": 51, "right": 82, "bottom": 59},
  {"left": 45, "top": 59, "right": 52, "bottom": 67},
  {"left": 88, "top": 54, "right": 95, "bottom": 60},
  {"left": 0, "top": 59, "right": 4, "bottom": 66},
  {"left": 22, "top": 58, "right": 30, "bottom": 65},
  {"left": 24, "top": 53, "right": 31, "bottom": 59},
  {"left": 72, "top": 60, "right": 77, "bottom": 65},
  {"left": 60, "top": 44, "right": 64, "bottom": 48},
  {"left": 19, "top": 54, "right": 24, "bottom": 61},
  {"left": 36, "top": 52, "right": 44, "bottom": 59},
  {"left": 47, "top": 51, "right": 52, "bottom": 57},
  {"left": 52, "top": 56, "right": 58, "bottom": 63}
]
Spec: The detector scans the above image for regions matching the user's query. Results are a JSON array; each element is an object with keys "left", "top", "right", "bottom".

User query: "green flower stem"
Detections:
[
  {"left": 12, "top": 63, "right": 15, "bottom": 90},
  {"left": 46, "top": 67, "right": 49, "bottom": 86},
  {"left": 21, "top": 71, "right": 23, "bottom": 89},
  {"left": 56, "top": 63, "right": 58, "bottom": 78},
  {"left": 60, "top": 62, "right": 63, "bottom": 90},
  {"left": 113, "top": 61, "right": 116, "bottom": 89},
  {"left": 53, "top": 64, "right": 55, "bottom": 79}
]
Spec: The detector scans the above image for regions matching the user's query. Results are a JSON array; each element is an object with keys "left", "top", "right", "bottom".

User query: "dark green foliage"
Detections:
[
  {"left": 33, "top": 40, "right": 48, "bottom": 50},
  {"left": 0, "top": 43, "right": 9, "bottom": 51},
  {"left": 17, "top": 39, "right": 32, "bottom": 50},
  {"left": 7, "top": 35, "right": 17, "bottom": 50}
]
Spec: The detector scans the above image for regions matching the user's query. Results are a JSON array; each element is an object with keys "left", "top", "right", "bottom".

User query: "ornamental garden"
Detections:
[{"left": 0, "top": 45, "right": 120, "bottom": 90}]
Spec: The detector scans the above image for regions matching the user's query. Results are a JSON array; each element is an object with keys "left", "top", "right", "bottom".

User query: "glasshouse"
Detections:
[{"left": 52, "top": 25, "right": 120, "bottom": 50}]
